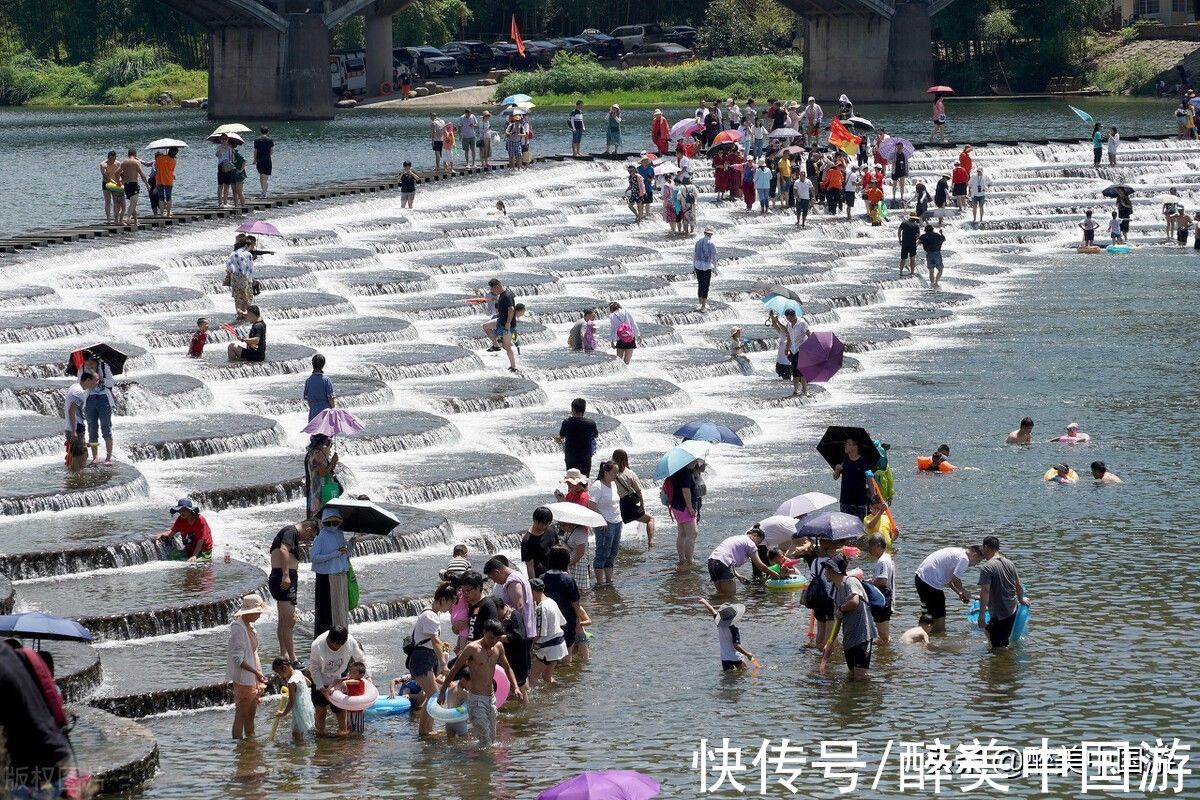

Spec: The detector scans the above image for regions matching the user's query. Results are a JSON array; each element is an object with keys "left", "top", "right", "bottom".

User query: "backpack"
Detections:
[
  {"left": 658, "top": 475, "right": 673, "bottom": 507},
  {"left": 615, "top": 322, "right": 634, "bottom": 344},
  {"left": 566, "top": 323, "right": 582, "bottom": 350},
  {"left": 863, "top": 580, "right": 888, "bottom": 609},
  {"left": 801, "top": 564, "right": 832, "bottom": 611},
  {"left": 12, "top": 645, "right": 68, "bottom": 730}
]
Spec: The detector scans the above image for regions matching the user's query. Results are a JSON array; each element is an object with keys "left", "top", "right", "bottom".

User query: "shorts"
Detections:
[
  {"left": 844, "top": 641, "right": 872, "bottom": 670},
  {"left": 432, "top": 141, "right": 443, "bottom": 152},
  {"left": 408, "top": 646, "right": 438, "bottom": 678},
  {"left": 775, "top": 361, "right": 793, "bottom": 379},
  {"left": 268, "top": 567, "right": 298, "bottom": 604},
  {"left": 1178, "top": 229, "right": 1188, "bottom": 244},
  {"left": 1083, "top": 229, "right": 1094, "bottom": 243},
  {"left": 218, "top": 169, "right": 232, "bottom": 185},
  {"left": 479, "top": 139, "right": 492, "bottom": 158},
  {"left": 788, "top": 350, "right": 801, "bottom": 372},
  {"left": 971, "top": 195, "right": 985, "bottom": 206},
  {"left": 952, "top": 182, "right": 967, "bottom": 197},
  {"left": 900, "top": 244, "right": 917, "bottom": 259},
  {"left": 842, "top": 191, "right": 856, "bottom": 207},
  {"left": 986, "top": 612, "right": 1017, "bottom": 648},
  {"left": 671, "top": 506, "right": 697, "bottom": 524},
  {"left": 446, "top": 719, "right": 470, "bottom": 736},
  {"left": 914, "top": 574, "right": 947, "bottom": 620},
  {"left": 311, "top": 685, "right": 331, "bottom": 707},
  {"left": 839, "top": 502, "right": 867, "bottom": 519},
  {"left": 158, "top": 185, "right": 173, "bottom": 201},
  {"left": 925, "top": 251, "right": 944, "bottom": 269},
  {"left": 257, "top": 160, "right": 272, "bottom": 176},
  {"left": 870, "top": 602, "right": 894, "bottom": 623},
  {"left": 796, "top": 198, "right": 811, "bottom": 214},
  {"left": 462, "top": 137, "right": 476, "bottom": 151},
  {"left": 721, "top": 659, "right": 745, "bottom": 671},
  {"left": 615, "top": 340, "right": 636, "bottom": 350},
  {"left": 707, "top": 558, "right": 735, "bottom": 583},
  {"left": 572, "top": 130, "right": 583, "bottom": 144},
  {"left": 123, "top": 181, "right": 140, "bottom": 198}
]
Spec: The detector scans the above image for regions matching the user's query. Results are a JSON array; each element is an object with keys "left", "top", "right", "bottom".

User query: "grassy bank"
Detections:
[
  {"left": 496, "top": 53, "right": 804, "bottom": 109},
  {"left": 0, "top": 47, "right": 205, "bottom": 107}
]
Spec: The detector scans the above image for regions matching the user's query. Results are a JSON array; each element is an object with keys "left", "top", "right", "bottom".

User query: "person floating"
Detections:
[
  {"left": 1050, "top": 422, "right": 1090, "bottom": 443},
  {"left": 1045, "top": 463, "right": 1078, "bottom": 484}
]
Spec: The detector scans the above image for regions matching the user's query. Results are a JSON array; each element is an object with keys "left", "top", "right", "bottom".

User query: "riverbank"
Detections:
[{"left": 0, "top": 49, "right": 205, "bottom": 107}]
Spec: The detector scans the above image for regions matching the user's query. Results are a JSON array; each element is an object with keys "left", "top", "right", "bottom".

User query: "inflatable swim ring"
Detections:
[
  {"left": 104, "top": 181, "right": 122, "bottom": 193},
  {"left": 328, "top": 680, "right": 380, "bottom": 712},
  {"left": 840, "top": 546, "right": 860, "bottom": 558},
  {"left": 916, "top": 456, "right": 956, "bottom": 472},
  {"left": 765, "top": 575, "right": 808, "bottom": 591},
  {"left": 425, "top": 694, "right": 468, "bottom": 724},
  {"left": 1077, "top": 245, "right": 1101, "bottom": 254},
  {"left": 1050, "top": 434, "right": 1089, "bottom": 444},
  {"left": 367, "top": 695, "right": 412, "bottom": 716},
  {"left": 1043, "top": 467, "right": 1078, "bottom": 482},
  {"left": 1106, "top": 244, "right": 1130, "bottom": 253},
  {"left": 967, "top": 598, "right": 1031, "bottom": 641}
]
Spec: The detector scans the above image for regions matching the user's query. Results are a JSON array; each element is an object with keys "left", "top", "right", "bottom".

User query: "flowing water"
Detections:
[{"left": 0, "top": 122, "right": 1196, "bottom": 799}]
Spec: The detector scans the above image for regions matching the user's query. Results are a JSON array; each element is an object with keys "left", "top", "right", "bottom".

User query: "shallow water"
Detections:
[{"left": 0, "top": 132, "right": 1196, "bottom": 798}]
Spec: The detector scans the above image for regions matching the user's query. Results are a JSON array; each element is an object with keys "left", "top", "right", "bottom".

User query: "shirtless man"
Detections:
[
  {"left": 900, "top": 614, "right": 934, "bottom": 644},
  {"left": 100, "top": 151, "right": 122, "bottom": 223},
  {"left": 1006, "top": 417, "right": 1033, "bottom": 445},
  {"left": 269, "top": 518, "right": 318, "bottom": 663},
  {"left": 1090, "top": 461, "right": 1123, "bottom": 484},
  {"left": 119, "top": 149, "right": 149, "bottom": 225},
  {"left": 439, "top": 619, "right": 524, "bottom": 746}
]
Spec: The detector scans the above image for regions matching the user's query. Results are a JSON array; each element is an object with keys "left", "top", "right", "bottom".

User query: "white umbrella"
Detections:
[
  {"left": 146, "top": 138, "right": 188, "bottom": 150},
  {"left": 774, "top": 491, "right": 837, "bottom": 518},
  {"left": 207, "top": 132, "right": 244, "bottom": 145},
  {"left": 654, "top": 162, "right": 679, "bottom": 176},
  {"left": 545, "top": 502, "right": 606, "bottom": 528},
  {"left": 758, "top": 515, "right": 801, "bottom": 545},
  {"left": 768, "top": 127, "right": 802, "bottom": 138},
  {"left": 211, "top": 123, "right": 252, "bottom": 135}
]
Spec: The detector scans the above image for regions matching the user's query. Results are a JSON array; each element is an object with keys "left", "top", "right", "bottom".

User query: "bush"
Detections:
[
  {"left": 1092, "top": 54, "right": 1156, "bottom": 94},
  {"left": 103, "top": 65, "right": 207, "bottom": 105},
  {"left": 91, "top": 46, "right": 166, "bottom": 91},
  {"left": 0, "top": 55, "right": 98, "bottom": 106}
]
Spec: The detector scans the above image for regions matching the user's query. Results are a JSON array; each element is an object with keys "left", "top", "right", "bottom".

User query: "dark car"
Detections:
[
  {"left": 441, "top": 41, "right": 496, "bottom": 73},
  {"left": 665, "top": 25, "right": 697, "bottom": 47},
  {"left": 576, "top": 31, "right": 623, "bottom": 59},
  {"left": 619, "top": 42, "right": 695, "bottom": 68},
  {"left": 524, "top": 40, "right": 561, "bottom": 66},
  {"left": 552, "top": 37, "right": 593, "bottom": 55}
]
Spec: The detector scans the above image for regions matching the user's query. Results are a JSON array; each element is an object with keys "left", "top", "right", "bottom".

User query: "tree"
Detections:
[{"left": 697, "top": 0, "right": 796, "bottom": 57}]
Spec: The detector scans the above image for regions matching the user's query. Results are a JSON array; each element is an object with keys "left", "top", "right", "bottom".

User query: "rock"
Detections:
[
  {"left": 476, "top": 78, "right": 496, "bottom": 86},
  {"left": 179, "top": 98, "right": 206, "bottom": 109},
  {"left": 154, "top": 92, "right": 174, "bottom": 106},
  {"left": 335, "top": 99, "right": 358, "bottom": 108},
  {"left": 488, "top": 69, "right": 511, "bottom": 80},
  {"left": 415, "top": 87, "right": 430, "bottom": 97},
  {"left": 424, "top": 81, "right": 437, "bottom": 89}
]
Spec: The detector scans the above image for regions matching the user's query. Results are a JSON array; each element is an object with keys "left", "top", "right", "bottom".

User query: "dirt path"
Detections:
[{"left": 362, "top": 84, "right": 499, "bottom": 111}]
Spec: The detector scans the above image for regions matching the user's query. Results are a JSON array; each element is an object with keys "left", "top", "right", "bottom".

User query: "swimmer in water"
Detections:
[
  {"left": 1049, "top": 464, "right": 1076, "bottom": 484},
  {"left": 928, "top": 444, "right": 951, "bottom": 470},
  {"left": 1050, "top": 422, "right": 1089, "bottom": 443},
  {"left": 900, "top": 614, "right": 934, "bottom": 644},
  {"left": 1006, "top": 417, "right": 1034, "bottom": 445},
  {"left": 1091, "top": 461, "right": 1123, "bottom": 484}
]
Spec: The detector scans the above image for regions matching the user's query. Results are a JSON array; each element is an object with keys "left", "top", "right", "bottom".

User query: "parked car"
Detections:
[
  {"left": 441, "top": 40, "right": 496, "bottom": 73},
  {"left": 524, "top": 40, "right": 561, "bottom": 66},
  {"left": 330, "top": 50, "right": 367, "bottom": 96},
  {"left": 576, "top": 30, "right": 624, "bottom": 59},
  {"left": 489, "top": 42, "right": 523, "bottom": 69},
  {"left": 393, "top": 46, "right": 458, "bottom": 78},
  {"left": 619, "top": 42, "right": 695, "bottom": 68},
  {"left": 416, "top": 47, "right": 460, "bottom": 76},
  {"left": 665, "top": 25, "right": 697, "bottom": 47},
  {"left": 552, "top": 37, "right": 593, "bottom": 55},
  {"left": 608, "top": 23, "right": 667, "bottom": 53}
]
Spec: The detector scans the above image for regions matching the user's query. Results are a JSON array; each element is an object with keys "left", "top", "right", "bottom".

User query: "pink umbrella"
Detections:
[
  {"left": 669, "top": 118, "right": 702, "bottom": 140},
  {"left": 302, "top": 408, "right": 366, "bottom": 437},
  {"left": 795, "top": 331, "right": 844, "bottom": 383},
  {"left": 237, "top": 220, "right": 283, "bottom": 237},
  {"left": 537, "top": 770, "right": 660, "bottom": 800}
]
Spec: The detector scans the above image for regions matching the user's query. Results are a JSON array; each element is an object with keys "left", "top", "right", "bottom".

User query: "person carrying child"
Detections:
[{"left": 440, "top": 619, "right": 524, "bottom": 747}]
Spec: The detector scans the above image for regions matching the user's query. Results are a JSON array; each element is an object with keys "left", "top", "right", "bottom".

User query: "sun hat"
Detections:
[
  {"left": 234, "top": 594, "right": 268, "bottom": 617},
  {"left": 717, "top": 603, "right": 746, "bottom": 625},
  {"left": 170, "top": 498, "right": 199, "bottom": 515},
  {"left": 703, "top": 226, "right": 715, "bottom": 234},
  {"left": 653, "top": 109, "right": 663, "bottom": 116},
  {"left": 1067, "top": 422, "right": 1080, "bottom": 430},
  {"left": 321, "top": 507, "right": 344, "bottom": 523},
  {"left": 823, "top": 554, "right": 849, "bottom": 575},
  {"left": 563, "top": 468, "right": 589, "bottom": 485}
]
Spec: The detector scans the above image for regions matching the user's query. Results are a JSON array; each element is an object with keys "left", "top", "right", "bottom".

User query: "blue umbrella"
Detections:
[
  {"left": 653, "top": 439, "right": 710, "bottom": 481},
  {"left": 674, "top": 420, "right": 744, "bottom": 446},
  {"left": 795, "top": 510, "right": 865, "bottom": 541},
  {"left": 500, "top": 93, "right": 533, "bottom": 106},
  {"left": 0, "top": 611, "right": 93, "bottom": 643},
  {"left": 1069, "top": 105, "right": 1093, "bottom": 124},
  {"left": 762, "top": 295, "right": 803, "bottom": 316}
]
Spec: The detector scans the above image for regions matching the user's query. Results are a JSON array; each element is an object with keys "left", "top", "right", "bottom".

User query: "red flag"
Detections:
[
  {"left": 511, "top": 15, "right": 525, "bottom": 58},
  {"left": 828, "top": 117, "right": 862, "bottom": 156}
]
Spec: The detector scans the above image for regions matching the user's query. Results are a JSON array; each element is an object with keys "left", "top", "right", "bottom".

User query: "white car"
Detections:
[{"left": 608, "top": 23, "right": 668, "bottom": 53}]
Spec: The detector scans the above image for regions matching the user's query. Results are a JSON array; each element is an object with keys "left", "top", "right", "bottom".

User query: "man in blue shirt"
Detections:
[
  {"left": 303, "top": 354, "right": 336, "bottom": 422},
  {"left": 692, "top": 227, "right": 718, "bottom": 312}
]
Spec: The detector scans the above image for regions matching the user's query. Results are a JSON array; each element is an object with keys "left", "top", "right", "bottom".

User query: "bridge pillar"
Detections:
[
  {"left": 364, "top": 13, "right": 394, "bottom": 96},
  {"left": 208, "top": 14, "right": 333, "bottom": 121},
  {"left": 889, "top": 2, "right": 934, "bottom": 99}
]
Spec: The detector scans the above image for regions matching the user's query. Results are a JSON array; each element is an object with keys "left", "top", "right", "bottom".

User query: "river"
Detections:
[{"left": 0, "top": 99, "right": 1194, "bottom": 799}]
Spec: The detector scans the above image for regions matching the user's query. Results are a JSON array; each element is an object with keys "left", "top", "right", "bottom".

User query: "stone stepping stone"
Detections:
[
  {"left": 0, "top": 284, "right": 59, "bottom": 309},
  {"left": 331, "top": 268, "right": 436, "bottom": 296},
  {"left": 578, "top": 274, "right": 671, "bottom": 300},
  {"left": 645, "top": 348, "right": 754, "bottom": 380},
  {"left": 0, "top": 308, "right": 107, "bottom": 343},
  {"left": 803, "top": 283, "right": 885, "bottom": 308},
  {"left": 405, "top": 374, "right": 547, "bottom": 414},
  {"left": 474, "top": 234, "right": 571, "bottom": 258},
  {"left": 143, "top": 313, "right": 239, "bottom": 349},
  {"left": 93, "top": 286, "right": 208, "bottom": 315},
  {"left": 587, "top": 243, "right": 661, "bottom": 264},
  {"left": 0, "top": 341, "right": 153, "bottom": 379},
  {"left": 443, "top": 319, "right": 555, "bottom": 349},
  {"left": 425, "top": 218, "right": 509, "bottom": 237},
  {"left": 355, "top": 343, "right": 482, "bottom": 379},
  {"left": 59, "top": 263, "right": 165, "bottom": 289},
  {"left": 286, "top": 245, "right": 378, "bottom": 270},
  {"left": 298, "top": 316, "right": 414, "bottom": 346},
  {"left": 198, "top": 264, "right": 315, "bottom": 294},
  {"left": 523, "top": 295, "right": 607, "bottom": 324},
  {"left": 173, "top": 453, "right": 308, "bottom": 511},
  {"left": 522, "top": 254, "right": 625, "bottom": 278},
  {"left": 332, "top": 409, "right": 458, "bottom": 455},
  {"left": 196, "top": 342, "right": 315, "bottom": 378},
  {"left": 379, "top": 293, "right": 494, "bottom": 320},
  {"left": 837, "top": 327, "right": 913, "bottom": 352},
  {"left": 0, "top": 505, "right": 172, "bottom": 580},
  {"left": 491, "top": 409, "right": 628, "bottom": 456},
  {"left": 910, "top": 290, "right": 974, "bottom": 307},
  {"left": 576, "top": 377, "right": 690, "bottom": 416},
  {"left": 638, "top": 299, "right": 735, "bottom": 326},
  {"left": 114, "top": 373, "right": 215, "bottom": 415},
  {"left": 449, "top": 272, "right": 563, "bottom": 297},
  {"left": 253, "top": 290, "right": 355, "bottom": 319},
  {"left": 407, "top": 249, "right": 502, "bottom": 275},
  {"left": 279, "top": 228, "right": 340, "bottom": 246},
  {"left": 873, "top": 306, "right": 956, "bottom": 328},
  {"left": 650, "top": 409, "right": 762, "bottom": 442},
  {"left": 506, "top": 207, "right": 568, "bottom": 226},
  {"left": 240, "top": 374, "right": 392, "bottom": 415},
  {"left": 360, "top": 230, "right": 450, "bottom": 254},
  {"left": 0, "top": 412, "right": 67, "bottom": 460},
  {"left": 0, "top": 460, "right": 147, "bottom": 516},
  {"left": 517, "top": 348, "right": 625, "bottom": 381},
  {"left": 70, "top": 707, "right": 158, "bottom": 794},
  {"left": 123, "top": 413, "right": 284, "bottom": 461},
  {"left": 336, "top": 214, "right": 411, "bottom": 232},
  {"left": 378, "top": 452, "right": 534, "bottom": 504}
]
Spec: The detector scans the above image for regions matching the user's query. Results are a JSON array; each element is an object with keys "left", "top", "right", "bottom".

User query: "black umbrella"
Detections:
[
  {"left": 795, "top": 511, "right": 866, "bottom": 541},
  {"left": 1101, "top": 184, "right": 1134, "bottom": 198},
  {"left": 817, "top": 425, "right": 880, "bottom": 469},
  {"left": 323, "top": 497, "right": 400, "bottom": 536},
  {"left": 66, "top": 343, "right": 128, "bottom": 376},
  {"left": 847, "top": 116, "right": 874, "bottom": 132}
]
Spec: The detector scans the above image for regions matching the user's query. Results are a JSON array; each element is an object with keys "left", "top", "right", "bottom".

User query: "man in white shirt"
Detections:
[
  {"left": 914, "top": 545, "right": 984, "bottom": 632},
  {"left": 842, "top": 166, "right": 860, "bottom": 220},
  {"left": 458, "top": 108, "right": 478, "bottom": 167},
  {"left": 782, "top": 308, "right": 809, "bottom": 397},
  {"left": 64, "top": 371, "right": 97, "bottom": 469},
  {"left": 968, "top": 167, "right": 991, "bottom": 223},
  {"left": 792, "top": 174, "right": 814, "bottom": 228},
  {"left": 309, "top": 625, "right": 368, "bottom": 736},
  {"left": 726, "top": 98, "right": 741, "bottom": 130},
  {"left": 430, "top": 113, "right": 447, "bottom": 171}
]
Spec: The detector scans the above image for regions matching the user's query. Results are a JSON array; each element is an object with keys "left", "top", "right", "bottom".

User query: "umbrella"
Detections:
[
  {"left": 877, "top": 136, "right": 914, "bottom": 161},
  {"left": 207, "top": 132, "right": 244, "bottom": 145},
  {"left": 927, "top": 85, "right": 954, "bottom": 94},
  {"left": 500, "top": 107, "right": 532, "bottom": 117},
  {"left": 673, "top": 420, "right": 743, "bottom": 446},
  {"left": 1102, "top": 184, "right": 1134, "bottom": 198},
  {"left": 652, "top": 439, "right": 710, "bottom": 481},
  {"left": 538, "top": 770, "right": 660, "bottom": 800},
  {"left": 817, "top": 426, "right": 880, "bottom": 469},
  {"left": 846, "top": 116, "right": 874, "bottom": 132},
  {"left": 66, "top": 343, "right": 128, "bottom": 376},
  {"left": 761, "top": 295, "right": 803, "bottom": 316},
  {"left": 303, "top": 408, "right": 366, "bottom": 437},
  {"left": 1068, "top": 105, "right": 1094, "bottom": 124},
  {"left": 237, "top": 220, "right": 283, "bottom": 237},
  {"left": 500, "top": 93, "right": 533, "bottom": 106},
  {"left": 775, "top": 491, "right": 838, "bottom": 518},
  {"left": 712, "top": 129, "right": 742, "bottom": 145},
  {"left": 1190, "top": 97, "right": 1200, "bottom": 110},
  {"left": 764, "top": 285, "right": 803, "bottom": 303},
  {"left": 768, "top": 127, "right": 802, "bottom": 138},
  {"left": 211, "top": 123, "right": 253, "bottom": 135},
  {"left": 669, "top": 118, "right": 702, "bottom": 139},
  {"left": 322, "top": 497, "right": 400, "bottom": 535},
  {"left": 0, "top": 612, "right": 93, "bottom": 644},
  {"left": 795, "top": 331, "right": 844, "bottom": 383},
  {"left": 758, "top": 514, "right": 803, "bottom": 545},
  {"left": 146, "top": 138, "right": 188, "bottom": 150},
  {"left": 545, "top": 501, "right": 606, "bottom": 529},
  {"left": 796, "top": 510, "right": 866, "bottom": 542},
  {"left": 653, "top": 162, "right": 679, "bottom": 176},
  {"left": 780, "top": 145, "right": 805, "bottom": 156}
]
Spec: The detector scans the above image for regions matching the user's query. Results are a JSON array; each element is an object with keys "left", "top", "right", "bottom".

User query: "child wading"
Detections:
[{"left": 697, "top": 598, "right": 755, "bottom": 671}]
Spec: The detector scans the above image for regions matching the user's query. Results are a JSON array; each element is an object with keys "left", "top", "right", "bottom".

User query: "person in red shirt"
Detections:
[
  {"left": 951, "top": 164, "right": 970, "bottom": 210},
  {"left": 188, "top": 317, "right": 208, "bottom": 358},
  {"left": 651, "top": 109, "right": 670, "bottom": 155},
  {"left": 157, "top": 497, "right": 214, "bottom": 561}
]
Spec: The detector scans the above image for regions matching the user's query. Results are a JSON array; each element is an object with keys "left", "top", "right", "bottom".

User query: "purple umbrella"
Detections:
[
  {"left": 876, "top": 136, "right": 914, "bottom": 161},
  {"left": 236, "top": 220, "right": 283, "bottom": 237},
  {"left": 795, "top": 331, "right": 844, "bottom": 383},
  {"left": 538, "top": 771, "right": 660, "bottom": 800},
  {"left": 302, "top": 408, "right": 366, "bottom": 437},
  {"left": 669, "top": 118, "right": 702, "bottom": 140}
]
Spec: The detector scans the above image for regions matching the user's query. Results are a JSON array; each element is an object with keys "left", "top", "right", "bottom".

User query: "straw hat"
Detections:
[
  {"left": 653, "top": 108, "right": 663, "bottom": 116},
  {"left": 234, "top": 594, "right": 268, "bottom": 618},
  {"left": 563, "top": 468, "right": 589, "bottom": 485},
  {"left": 703, "top": 226, "right": 715, "bottom": 235}
]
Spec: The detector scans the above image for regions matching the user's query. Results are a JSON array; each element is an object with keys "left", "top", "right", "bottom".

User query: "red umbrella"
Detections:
[
  {"left": 712, "top": 129, "right": 742, "bottom": 145},
  {"left": 927, "top": 85, "right": 954, "bottom": 94}
]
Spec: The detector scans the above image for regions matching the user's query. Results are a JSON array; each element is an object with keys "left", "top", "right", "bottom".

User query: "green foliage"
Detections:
[
  {"left": 0, "top": 49, "right": 203, "bottom": 106},
  {"left": 498, "top": 54, "right": 804, "bottom": 102},
  {"left": 91, "top": 47, "right": 167, "bottom": 91},
  {"left": 334, "top": 16, "right": 366, "bottom": 51},
  {"left": 394, "top": 0, "right": 473, "bottom": 46},
  {"left": 697, "top": 0, "right": 796, "bottom": 56},
  {"left": 1092, "top": 55, "right": 1157, "bottom": 95},
  {"left": 102, "top": 65, "right": 207, "bottom": 105},
  {"left": 981, "top": 8, "right": 1016, "bottom": 41}
]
